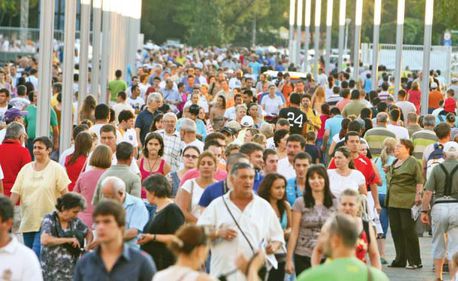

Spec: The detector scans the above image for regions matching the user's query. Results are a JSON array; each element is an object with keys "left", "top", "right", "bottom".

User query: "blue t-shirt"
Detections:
[
  {"left": 286, "top": 178, "right": 303, "bottom": 206},
  {"left": 325, "top": 115, "right": 344, "bottom": 146},
  {"left": 199, "top": 180, "right": 227, "bottom": 208},
  {"left": 373, "top": 155, "right": 395, "bottom": 194}
]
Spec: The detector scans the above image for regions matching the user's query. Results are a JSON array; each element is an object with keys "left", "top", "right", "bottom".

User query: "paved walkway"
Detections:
[{"left": 383, "top": 234, "right": 450, "bottom": 281}]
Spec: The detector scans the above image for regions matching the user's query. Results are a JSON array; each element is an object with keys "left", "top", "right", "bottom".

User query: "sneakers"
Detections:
[{"left": 405, "top": 264, "right": 423, "bottom": 270}]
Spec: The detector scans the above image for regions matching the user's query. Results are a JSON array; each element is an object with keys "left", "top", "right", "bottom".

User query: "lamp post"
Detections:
[
  {"left": 296, "top": 0, "right": 304, "bottom": 67},
  {"left": 303, "top": 0, "right": 312, "bottom": 72},
  {"left": 394, "top": 0, "right": 405, "bottom": 99},
  {"left": 371, "top": 0, "right": 382, "bottom": 90},
  {"left": 325, "top": 0, "right": 333, "bottom": 75},
  {"left": 91, "top": 0, "right": 102, "bottom": 101},
  {"left": 313, "top": 0, "right": 322, "bottom": 79},
  {"left": 337, "top": 0, "right": 346, "bottom": 71},
  {"left": 344, "top": 18, "right": 351, "bottom": 58},
  {"left": 78, "top": 0, "right": 91, "bottom": 107},
  {"left": 421, "top": 0, "right": 434, "bottom": 115},
  {"left": 353, "top": 0, "right": 363, "bottom": 80}
]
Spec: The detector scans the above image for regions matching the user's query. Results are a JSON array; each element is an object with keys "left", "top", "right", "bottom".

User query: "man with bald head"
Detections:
[{"left": 99, "top": 176, "right": 149, "bottom": 247}]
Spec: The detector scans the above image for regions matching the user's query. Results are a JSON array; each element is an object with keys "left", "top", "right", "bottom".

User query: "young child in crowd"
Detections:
[
  {"left": 444, "top": 89, "right": 457, "bottom": 114},
  {"left": 304, "top": 131, "right": 321, "bottom": 164}
]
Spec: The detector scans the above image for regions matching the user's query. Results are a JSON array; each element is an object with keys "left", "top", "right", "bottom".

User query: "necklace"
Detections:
[{"left": 147, "top": 157, "right": 160, "bottom": 174}]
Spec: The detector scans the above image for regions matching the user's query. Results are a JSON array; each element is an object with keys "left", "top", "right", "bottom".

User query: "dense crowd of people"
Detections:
[{"left": 0, "top": 47, "right": 458, "bottom": 281}]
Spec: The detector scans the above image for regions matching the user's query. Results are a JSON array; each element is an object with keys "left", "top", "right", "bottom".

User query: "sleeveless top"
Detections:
[{"left": 139, "top": 158, "right": 166, "bottom": 198}]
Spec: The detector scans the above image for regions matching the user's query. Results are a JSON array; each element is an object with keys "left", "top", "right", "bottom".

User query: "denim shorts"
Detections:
[{"left": 431, "top": 203, "right": 458, "bottom": 260}]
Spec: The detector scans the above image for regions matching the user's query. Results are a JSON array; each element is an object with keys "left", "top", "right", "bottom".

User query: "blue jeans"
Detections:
[
  {"left": 23, "top": 231, "right": 41, "bottom": 257},
  {"left": 379, "top": 194, "right": 389, "bottom": 238}
]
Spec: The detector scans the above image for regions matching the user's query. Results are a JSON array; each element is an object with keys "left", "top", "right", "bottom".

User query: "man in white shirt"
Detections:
[
  {"left": 128, "top": 85, "right": 145, "bottom": 114},
  {"left": 179, "top": 118, "right": 204, "bottom": 152},
  {"left": 117, "top": 110, "right": 139, "bottom": 157},
  {"left": 198, "top": 162, "right": 284, "bottom": 281},
  {"left": 395, "top": 89, "right": 416, "bottom": 121},
  {"left": 386, "top": 108, "right": 409, "bottom": 139},
  {"left": 0, "top": 196, "right": 43, "bottom": 280},
  {"left": 278, "top": 134, "right": 307, "bottom": 179},
  {"left": 112, "top": 91, "right": 134, "bottom": 124}
]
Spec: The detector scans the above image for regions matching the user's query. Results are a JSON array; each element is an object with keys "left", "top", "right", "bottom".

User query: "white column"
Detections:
[
  {"left": 371, "top": 0, "right": 382, "bottom": 90},
  {"left": 100, "top": 0, "right": 112, "bottom": 103},
  {"left": 125, "top": 0, "right": 142, "bottom": 78},
  {"left": 36, "top": 0, "right": 54, "bottom": 138},
  {"left": 302, "top": 0, "right": 312, "bottom": 72},
  {"left": 79, "top": 0, "right": 91, "bottom": 106},
  {"left": 337, "top": 0, "right": 346, "bottom": 71},
  {"left": 296, "top": 0, "right": 303, "bottom": 67},
  {"left": 352, "top": 0, "right": 363, "bottom": 80},
  {"left": 421, "top": 0, "right": 434, "bottom": 115},
  {"left": 91, "top": 0, "right": 102, "bottom": 101},
  {"left": 60, "top": 0, "right": 77, "bottom": 153},
  {"left": 313, "top": 0, "right": 321, "bottom": 79},
  {"left": 394, "top": 0, "right": 405, "bottom": 98},
  {"left": 288, "top": 0, "right": 296, "bottom": 65},
  {"left": 325, "top": 0, "right": 333, "bottom": 74}
]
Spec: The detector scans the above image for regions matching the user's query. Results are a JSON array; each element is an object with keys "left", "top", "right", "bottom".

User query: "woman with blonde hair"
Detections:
[
  {"left": 372, "top": 137, "right": 396, "bottom": 264},
  {"left": 78, "top": 95, "right": 96, "bottom": 123},
  {"left": 311, "top": 188, "right": 381, "bottom": 269},
  {"left": 311, "top": 86, "right": 326, "bottom": 114}
]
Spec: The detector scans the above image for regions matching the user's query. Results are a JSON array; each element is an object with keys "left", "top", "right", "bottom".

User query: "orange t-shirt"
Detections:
[{"left": 428, "top": 90, "right": 443, "bottom": 109}]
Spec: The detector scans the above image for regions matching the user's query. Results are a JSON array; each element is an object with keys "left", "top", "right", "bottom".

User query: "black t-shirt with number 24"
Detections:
[{"left": 279, "top": 107, "right": 308, "bottom": 135}]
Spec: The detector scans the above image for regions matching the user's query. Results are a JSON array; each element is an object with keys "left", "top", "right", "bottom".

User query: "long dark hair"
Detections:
[
  {"left": 257, "top": 173, "right": 288, "bottom": 217},
  {"left": 68, "top": 132, "right": 92, "bottom": 165},
  {"left": 303, "top": 165, "right": 334, "bottom": 208}
]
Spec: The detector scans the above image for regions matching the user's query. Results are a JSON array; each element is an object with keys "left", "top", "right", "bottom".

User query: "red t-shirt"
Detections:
[
  {"left": 328, "top": 154, "right": 378, "bottom": 189},
  {"left": 0, "top": 140, "right": 32, "bottom": 197},
  {"left": 65, "top": 154, "right": 88, "bottom": 191},
  {"left": 444, "top": 97, "right": 456, "bottom": 113}
]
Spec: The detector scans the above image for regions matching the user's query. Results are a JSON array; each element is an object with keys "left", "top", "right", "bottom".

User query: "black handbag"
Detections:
[{"left": 51, "top": 212, "right": 85, "bottom": 257}]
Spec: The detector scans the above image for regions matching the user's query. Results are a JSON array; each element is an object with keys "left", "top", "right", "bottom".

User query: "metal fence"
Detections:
[{"left": 361, "top": 43, "right": 455, "bottom": 82}]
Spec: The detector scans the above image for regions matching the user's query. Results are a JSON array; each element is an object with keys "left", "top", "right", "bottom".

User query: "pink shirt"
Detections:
[
  {"left": 74, "top": 168, "right": 106, "bottom": 229},
  {"left": 179, "top": 168, "right": 227, "bottom": 187}
]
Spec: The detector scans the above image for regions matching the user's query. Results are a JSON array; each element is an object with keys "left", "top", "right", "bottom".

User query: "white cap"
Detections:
[
  {"left": 443, "top": 141, "right": 458, "bottom": 158},
  {"left": 241, "top": 116, "right": 254, "bottom": 127},
  {"left": 431, "top": 82, "right": 438, "bottom": 89}
]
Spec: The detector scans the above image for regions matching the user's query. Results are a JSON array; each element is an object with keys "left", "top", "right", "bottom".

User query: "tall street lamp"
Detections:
[
  {"left": 421, "top": 0, "right": 434, "bottom": 115},
  {"left": 394, "top": 0, "right": 405, "bottom": 98}
]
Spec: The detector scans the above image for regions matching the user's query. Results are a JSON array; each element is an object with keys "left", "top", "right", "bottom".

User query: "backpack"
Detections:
[
  {"left": 434, "top": 163, "right": 458, "bottom": 204},
  {"left": 426, "top": 143, "right": 445, "bottom": 179}
]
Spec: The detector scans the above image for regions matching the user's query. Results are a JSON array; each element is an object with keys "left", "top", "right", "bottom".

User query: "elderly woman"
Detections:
[
  {"left": 137, "top": 174, "right": 185, "bottom": 270},
  {"left": 40, "top": 193, "right": 93, "bottom": 281},
  {"left": 387, "top": 139, "right": 423, "bottom": 269},
  {"left": 11, "top": 136, "right": 70, "bottom": 256}
]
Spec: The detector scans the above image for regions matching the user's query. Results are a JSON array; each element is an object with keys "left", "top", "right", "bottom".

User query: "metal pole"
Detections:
[
  {"left": 252, "top": 17, "right": 256, "bottom": 47},
  {"left": 288, "top": 0, "right": 296, "bottom": 65},
  {"left": 353, "top": 0, "right": 363, "bottom": 80},
  {"left": 36, "top": 0, "right": 54, "bottom": 138},
  {"left": 421, "top": 0, "right": 434, "bottom": 115},
  {"left": 296, "top": 0, "right": 303, "bottom": 67},
  {"left": 303, "top": 0, "right": 312, "bottom": 72},
  {"left": 337, "top": 0, "right": 346, "bottom": 72},
  {"left": 394, "top": 0, "right": 405, "bottom": 99},
  {"left": 91, "top": 0, "right": 102, "bottom": 101},
  {"left": 372, "top": 0, "right": 382, "bottom": 90},
  {"left": 79, "top": 0, "right": 91, "bottom": 106},
  {"left": 313, "top": 0, "right": 322, "bottom": 79},
  {"left": 60, "top": 0, "right": 77, "bottom": 153},
  {"left": 325, "top": 0, "right": 333, "bottom": 75}
]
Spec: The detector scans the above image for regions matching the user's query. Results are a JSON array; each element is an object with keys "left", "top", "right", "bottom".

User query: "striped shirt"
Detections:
[
  {"left": 157, "top": 129, "right": 182, "bottom": 172},
  {"left": 411, "top": 129, "right": 438, "bottom": 160},
  {"left": 364, "top": 127, "right": 397, "bottom": 157}
]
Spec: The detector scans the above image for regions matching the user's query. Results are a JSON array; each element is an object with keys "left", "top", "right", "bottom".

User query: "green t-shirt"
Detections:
[
  {"left": 24, "top": 105, "right": 58, "bottom": 139},
  {"left": 108, "top": 79, "right": 128, "bottom": 101},
  {"left": 297, "top": 257, "right": 389, "bottom": 281}
]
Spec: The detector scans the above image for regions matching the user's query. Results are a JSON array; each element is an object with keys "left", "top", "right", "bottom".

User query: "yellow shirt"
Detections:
[
  {"left": 11, "top": 160, "right": 70, "bottom": 232},
  {"left": 301, "top": 107, "right": 322, "bottom": 133}
]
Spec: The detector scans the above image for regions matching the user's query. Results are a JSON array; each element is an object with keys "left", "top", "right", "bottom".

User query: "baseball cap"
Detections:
[
  {"left": 4, "top": 108, "right": 27, "bottom": 124},
  {"left": 221, "top": 127, "right": 236, "bottom": 136},
  {"left": 241, "top": 116, "right": 254, "bottom": 127},
  {"left": 226, "top": 120, "right": 242, "bottom": 133},
  {"left": 431, "top": 82, "right": 438, "bottom": 89},
  {"left": 443, "top": 141, "right": 458, "bottom": 157}
]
